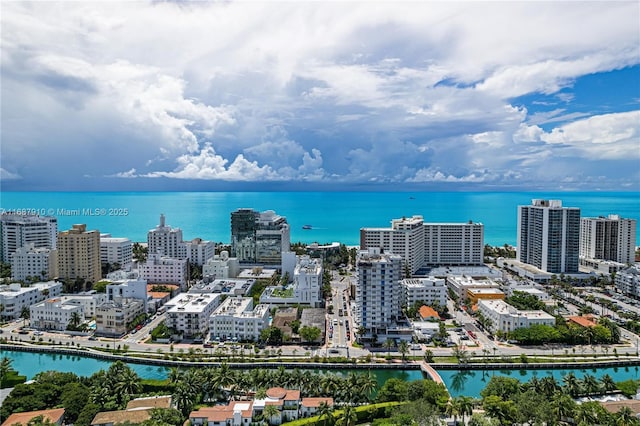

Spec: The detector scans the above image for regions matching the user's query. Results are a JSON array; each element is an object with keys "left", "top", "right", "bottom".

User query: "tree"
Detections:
[
  {"left": 260, "top": 326, "right": 284, "bottom": 345},
  {"left": 173, "top": 382, "right": 196, "bottom": 417},
  {"left": 376, "top": 378, "right": 408, "bottom": 402},
  {"left": 550, "top": 392, "right": 576, "bottom": 425},
  {"left": 615, "top": 406, "right": 639, "bottom": 426},
  {"left": 263, "top": 404, "right": 280, "bottom": 425},
  {"left": 318, "top": 401, "right": 335, "bottom": 426},
  {"left": 20, "top": 306, "right": 30, "bottom": 325},
  {"left": 336, "top": 405, "right": 357, "bottom": 426},
  {"left": 68, "top": 311, "right": 82, "bottom": 330},
  {"left": 356, "top": 326, "right": 367, "bottom": 343},
  {"left": 398, "top": 341, "right": 409, "bottom": 362},
  {"left": 299, "top": 326, "right": 322, "bottom": 344},
  {"left": 455, "top": 396, "right": 474, "bottom": 424},
  {"left": 600, "top": 374, "right": 617, "bottom": 393},
  {"left": 384, "top": 338, "right": 394, "bottom": 358},
  {"left": 562, "top": 372, "right": 581, "bottom": 397},
  {"left": 481, "top": 376, "right": 521, "bottom": 400},
  {"left": 453, "top": 345, "right": 470, "bottom": 364}
]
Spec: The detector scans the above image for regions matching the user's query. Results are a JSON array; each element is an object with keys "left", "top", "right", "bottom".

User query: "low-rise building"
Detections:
[
  {"left": 418, "top": 305, "right": 440, "bottom": 321},
  {"left": 10, "top": 243, "right": 58, "bottom": 282},
  {"left": 1, "top": 408, "right": 65, "bottom": 426},
  {"left": 209, "top": 296, "right": 270, "bottom": 342},
  {"left": 95, "top": 298, "right": 145, "bottom": 337},
  {"left": 91, "top": 396, "right": 172, "bottom": 426},
  {"left": 402, "top": 277, "right": 447, "bottom": 307},
  {"left": 190, "top": 278, "right": 256, "bottom": 297},
  {"left": 446, "top": 275, "right": 501, "bottom": 300},
  {"left": 58, "top": 292, "right": 108, "bottom": 319},
  {"left": 0, "top": 281, "right": 62, "bottom": 319},
  {"left": 190, "top": 402, "right": 254, "bottom": 426},
  {"left": 107, "top": 279, "right": 148, "bottom": 311},
  {"left": 30, "top": 297, "right": 84, "bottom": 330},
  {"left": 300, "top": 398, "right": 334, "bottom": 419},
  {"left": 202, "top": 251, "right": 240, "bottom": 279},
  {"left": 615, "top": 265, "right": 640, "bottom": 298},
  {"left": 477, "top": 299, "right": 555, "bottom": 334},
  {"left": 260, "top": 256, "right": 324, "bottom": 308},
  {"left": 466, "top": 288, "right": 505, "bottom": 305},
  {"left": 165, "top": 293, "right": 221, "bottom": 339}
]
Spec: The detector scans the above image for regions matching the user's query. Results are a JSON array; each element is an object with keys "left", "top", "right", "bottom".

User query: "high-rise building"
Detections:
[
  {"left": 57, "top": 224, "right": 101, "bottom": 286},
  {"left": 185, "top": 238, "right": 215, "bottom": 266},
  {"left": 230, "top": 209, "right": 290, "bottom": 264},
  {"left": 580, "top": 215, "right": 636, "bottom": 264},
  {"left": 517, "top": 199, "right": 580, "bottom": 274},
  {"left": 147, "top": 214, "right": 187, "bottom": 259},
  {"left": 360, "top": 216, "right": 425, "bottom": 275},
  {"left": 100, "top": 235, "right": 133, "bottom": 267},
  {"left": 0, "top": 213, "right": 57, "bottom": 262},
  {"left": 353, "top": 248, "right": 403, "bottom": 337},
  {"left": 360, "top": 216, "right": 484, "bottom": 273}
]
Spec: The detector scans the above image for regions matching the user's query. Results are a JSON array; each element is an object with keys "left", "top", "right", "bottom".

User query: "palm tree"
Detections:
[
  {"left": 168, "top": 367, "right": 184, "bottom": 384},
  {"left": 600, "top": 374, "right": 617, "bottom": 393},
  {"left": 455, "top": 396, "right": 474, "bottom": 424},
  {"left": 336, "top": 405, "right": 358, "bottom": 426},
  {"left": 357, "top": 372, "right": 377, "bottom": 402},
  {"left": 20, "top": 306, "right": 30, "bottom": 326},
  {"left": 446, "top": 399, "right": 461, "bottom": 425},
  {"left": 550, "top": 392, "right": 575, "bottom": 425},
  {"left": 384, "top": 338, "right": 394, "bottom": 358},
  {"left": 318, "top": 401, "right": 335, "bottom": 426},
  {"left": 615, "top": 406, "right": 638, "bottom": 426},
  {"left": 573, "top": 401, "right": 605, "bottom": 426},
  {"left": 398, "top": 341, "right": 409, "bottom": 362},
  {"left": 113, "top": 365, "right": 142, "bottom": 405},
  {"left": 0, "top": 356, "right": 12, "bottom": 380},
  {"left": 69, "top": 311, "right": 82, "bottom": 330},
  {"left": 562, "top": 372, "right": 581, "bottom": 397},
  {"left": 424, "top": 349, "right": 434, "bottom": 363},
  {"left": 262, "top": 404, "right": 280, "bottom": 426},
  {"left": 173, "top": 382, "right": 196, "bottom": 417},
  {"left": 581, "top": 374, "right": 601, "bottom": 396},
  {"left": 540, "top": 376, "right": 561, "bottom": 397}
]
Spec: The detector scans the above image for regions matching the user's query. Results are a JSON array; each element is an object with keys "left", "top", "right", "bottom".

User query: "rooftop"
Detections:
[{"left": 2, "top": 408, "right": 65, "bottom": 426}]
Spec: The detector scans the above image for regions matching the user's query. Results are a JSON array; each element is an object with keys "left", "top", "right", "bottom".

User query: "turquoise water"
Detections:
[
  {"left": 1, "top": 191, "right": 638, "bottom": 246},
  {"left": 440, "top": 364, "right": 640, "bottom": 398},
  {"left": 2, "top": 350, "right": 423, "bottom": 387}
]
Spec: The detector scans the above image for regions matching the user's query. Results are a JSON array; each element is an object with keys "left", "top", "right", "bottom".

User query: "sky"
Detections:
[{"left": 1, "top": 1, "right": 639, "bottom": 192}]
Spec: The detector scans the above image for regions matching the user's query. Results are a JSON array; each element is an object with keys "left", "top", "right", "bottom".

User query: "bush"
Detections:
[{"left": 0, "top": 370, "right": 27, "bottom": 388}]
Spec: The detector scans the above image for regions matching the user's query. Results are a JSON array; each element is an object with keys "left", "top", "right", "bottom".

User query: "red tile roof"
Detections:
[
  {"left": 419, "top": 305, "right": 440, "bottom": 320},
  {"left": 567, "top": 316, "right": 597, "bottom": 328},
  {"left": 2, "top": 408, "right": 65, "bottom": 426}
]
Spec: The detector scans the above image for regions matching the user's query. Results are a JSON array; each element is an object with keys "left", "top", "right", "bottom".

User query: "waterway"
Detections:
[{"left": 3, "top": 350, "right": 640, "bottom": 398}]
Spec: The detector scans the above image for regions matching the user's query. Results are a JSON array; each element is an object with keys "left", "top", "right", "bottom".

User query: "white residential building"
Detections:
[
  {"left": 477, "top": 299, "right": 555, "bottom": 334},
  {"left": 203, "top": 251, "right": 240, "bottom": 279},
  {"left": 95, "top": 298, "right": 145, "bottom": 337},
  {"left": 423, "top": 222, "right": 484, "bottom": 266},
  {"left": 107, "top": 279, "right": 149, "bottom": 311},
  {"left": 615, "top": 266, "right": 640, "bottom": 298},
  {"left": 580, "top": 215, "right": 636, "bottom": 265},
  {"left": 190, "top": 278, "right": 256, "bottom": 297},
  {"left": 30, "top": 298, "right": 84, "bottom": 331},
  {"left": 58, "top": 293, "right": 108, "bottom": 319},
  {"left": 140, "top": 254, "right": 189, "bottom": 288},
  {"left": 10, "top": 243, "right": 58, "bottom": 281},
  {"left": 401, "top": 277, "right": 447, "bottom": 307},
  {"left": 209, "top": 296, "right": 270, "bottom": 342},
  {"left": 0, "top": 281, "right": 62, "bottom": 319},
  {"left": 293, "top": 256, "right": 323, "bottom": 307},
  {"left": 517, "top": 199, "right": 580, "bottom": 274},
  {"left": 360, "top": 216, "right": 484, "bottom": 273},
  {"left": 360, "top": 215, "right": 425, "bottom": 275},
  {"left": 446, "top": 275, "right": 501, "bottom": 300},
  {"left": 100, "top": 236, "right": 133, "bottom": 267},
  {"left": 0, "top": 213, "right": 57, "bottom": 263},
  {"left": 354, "top": 248, "right": 403, "bottom": 337},
  {"left": 147, "top": 214, "right": 187, "bottom": 259},
  {"left": 185, "top": 238, "right": 215, "bottom": 266},
  {"left": 165, "top": 293, "right": 221, "bottom": 339}
]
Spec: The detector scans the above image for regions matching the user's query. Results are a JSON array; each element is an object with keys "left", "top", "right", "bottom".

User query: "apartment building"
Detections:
[
  {"left": 477, "top": 299, "right": 555, "bottom": 334},
  {"left": 580, "top": 215, "right": 636, "bottom": 265},
  {"left": 10, "top": 243, "right": 58, "bottom": 281},
  {"left": 209, "top": 296, "right": 270, "bottom": 342},
  {"left": 100, "top": 235, "right": 133, "bottom": 267},
  {"left": 401, "top": 277, "right": 447, "bottom": 307},
  {"left": 0, "top": 213, "right": 57, "bottom": 262},
  {"left": 353, "top": 248, "right": 403, "bottom": 338},
  {"left": 165, "top": 293, "right": 221, "bottom": 339},
  {"left": 517, "top": 199, "right": 580, "bottom": 274},
  {"left": 57, "top": 224, "right": 102, "bottom": 286}
]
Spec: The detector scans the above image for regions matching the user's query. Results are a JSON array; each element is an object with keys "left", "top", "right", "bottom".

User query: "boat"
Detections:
[{"left": 302, "top": 225, "right": 312, "bottom": 230}]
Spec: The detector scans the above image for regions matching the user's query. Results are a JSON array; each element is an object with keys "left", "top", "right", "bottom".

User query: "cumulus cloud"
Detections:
[{"left": 1, "top": 1, "right": 639, "bottom": 190}]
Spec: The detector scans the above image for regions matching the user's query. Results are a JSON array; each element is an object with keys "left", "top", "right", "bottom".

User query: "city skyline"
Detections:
[{"left": 1, "top": 2, "right": 639, "bottom": 192}]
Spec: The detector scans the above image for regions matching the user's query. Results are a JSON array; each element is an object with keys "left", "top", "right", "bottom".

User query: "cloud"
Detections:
[
  {"left": 1, "top": 1, "right": 639, "bottom": 190},
  {"left": 0, "top": 168, "right": 22, "bottom": 180}
]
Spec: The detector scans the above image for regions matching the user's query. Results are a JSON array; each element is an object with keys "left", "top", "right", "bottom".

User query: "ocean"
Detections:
[{"left": 0, "top": 191, "right": 638, "bottom": 246}]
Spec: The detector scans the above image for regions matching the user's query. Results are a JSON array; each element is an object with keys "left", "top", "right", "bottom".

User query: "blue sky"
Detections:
[{"left": 1, "top": 1, "right": 639, "bottom": 192}]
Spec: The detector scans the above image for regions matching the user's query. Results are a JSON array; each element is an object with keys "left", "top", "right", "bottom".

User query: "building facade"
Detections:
[
  {"left": 477, "top": 299, "right": 555, "bottom": 334},
  {"left": 580, "top": 215, "right": 636, "bottom": 265},
  {"left": 0, "top": 281, "right": 62, "bottom": 319},
  {"left": 203, "top": 251, "right": 240, "bottom": 279},
  {"left": 10, "top": 243, "right": 58, "bottom": 282},
  {"left": 140, "top": 254, "right": 189, "bottom": 288},
  {"left": 107, "top": 279, "right": 148, "bottom": 311},
  {"left": 353, "top": 248, "right": 403, "bottom": 337},
  {"left": 615, "top": 266, "right": 640, "bottom": 298},
  {"left": 423, "top": 222, "right": 484, "bottom": 266},
  {"left": 186, "top": 238, "right": 216, "bottom": 266},
  {"left": 100, "top": 236, "right": 133, "bottom": 267},
  {"left": 209, "top": 296, "right": 270, "bottom": 342},
  {"left": 165, "top": 293, "right": 221, "bottom": 339},
  {"left": 147, "top": 214, "right": 187, "bottom": 259},
  {"left": 230, "top": 209, "right": 290, "bottom": 264},
  {"left": 401, "top": 277, "right": 447, "bottom": 308},
  {"left": 30, "top": 298, "right": 84, "bottom": 330},
  {"left": 517, "top": 199, "right": 580, "bottom": 274},
  {"left": 57, "top": 224, "right": 102, "bottom": 286},
  {"left": 292, "top": 256, "right": 323, "bottom": 307},
  {"left": 0, "top": 213, "right": 57, "bottom": 263},
  {"left": 95, "top": 298, "right": 145, "bottom": 337}
]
